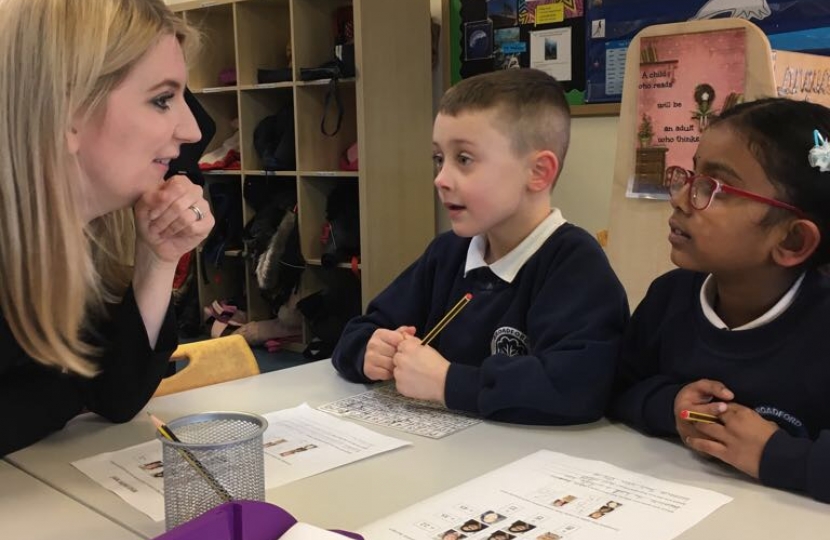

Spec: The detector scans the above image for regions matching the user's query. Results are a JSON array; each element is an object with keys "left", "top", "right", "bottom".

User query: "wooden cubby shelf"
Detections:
[
  {"left": 173, "top": 0, "right": 434, "bottom": 342},
  {"left": 193, "top": 86, "right": 238, "bottom": 95}
]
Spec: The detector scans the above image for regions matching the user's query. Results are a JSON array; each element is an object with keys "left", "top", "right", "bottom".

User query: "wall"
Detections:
[{"left": 556, "top": 115, "right": 618, "bottom": 236}]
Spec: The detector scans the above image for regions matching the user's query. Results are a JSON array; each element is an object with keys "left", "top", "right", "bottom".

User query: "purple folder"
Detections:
[{"left": 154, "top": 500, "right": 364, "bottom": 540}]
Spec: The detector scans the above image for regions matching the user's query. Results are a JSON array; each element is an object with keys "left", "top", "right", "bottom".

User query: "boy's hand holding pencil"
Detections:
[
  {"left": 390, "top": 293, "right": 473, "bottom": 404},
  {"left": 392, "top": 336, "right": 450, "bottom": 403},
  {"left": 420, "top": 293, "right": 472, "bottom": 346},
  {"left": 364, "top": 326, "right": 416, "bottom": 381}
]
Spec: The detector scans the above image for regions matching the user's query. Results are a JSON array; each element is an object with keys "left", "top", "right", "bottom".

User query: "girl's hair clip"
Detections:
[{"left": 809, "top": 129, "right": 830, "bottom": 172}]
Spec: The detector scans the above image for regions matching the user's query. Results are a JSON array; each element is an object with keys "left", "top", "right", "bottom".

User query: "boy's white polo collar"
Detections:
[
  {"left": 464, "top": 208, "right": 567, "bottom": 283},
  {"left": 699, "top": 272, "right": 805, "bottom": 330}
]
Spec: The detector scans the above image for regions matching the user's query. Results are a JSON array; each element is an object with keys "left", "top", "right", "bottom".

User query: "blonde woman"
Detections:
[{"left": 0, "top": 0, "right": 214, "bottom": 455}]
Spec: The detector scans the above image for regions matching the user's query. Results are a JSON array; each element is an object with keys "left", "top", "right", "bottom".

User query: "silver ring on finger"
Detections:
[{"left": 188, "top": 204, "right": 204, "bottom": 222}]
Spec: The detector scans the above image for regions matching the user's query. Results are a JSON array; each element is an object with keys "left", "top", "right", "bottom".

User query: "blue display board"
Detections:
[{"left": 586, "top": 0, "right": 830, "bottom": 102}]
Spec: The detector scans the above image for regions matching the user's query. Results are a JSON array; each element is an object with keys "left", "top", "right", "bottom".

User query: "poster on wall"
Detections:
[
  {"left": 586, "top": 0, "right": 830, "bottom": 103},
  {"left": 628, "top": 28, "right": 746, "bottom": 199}
]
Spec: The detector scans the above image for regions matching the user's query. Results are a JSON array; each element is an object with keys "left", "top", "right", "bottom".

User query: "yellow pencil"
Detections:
[
  {"left": 680, "top": 409, "right": 723, "bottom": 425},
  {"left": 147, "top": 413, "right": 232, "bottom": 502},
  {"left": 422, "top": 293, "right": 473, "bottom": 346}
]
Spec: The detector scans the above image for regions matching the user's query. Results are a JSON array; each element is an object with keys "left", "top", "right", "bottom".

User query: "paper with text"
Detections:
[
  {"left": 318, "top": 384, "right": 481, "bottom": 438},
  {"left": 360, "top": 450, "right": 731, "bottom": 540},
  {"left": 73, "top": 438, "right": 167, "bottom": 520},
  {"left": 72, "top": 404, "right": 409, "bottom": 521}
]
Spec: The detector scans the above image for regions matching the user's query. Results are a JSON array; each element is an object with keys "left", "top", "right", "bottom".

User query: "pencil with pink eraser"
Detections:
[
  {"left": 680, "top": 409, "right": 723, "bottom": 424},
  {"left": 421, "top": 293, "right": 473, "bottom": 346}
]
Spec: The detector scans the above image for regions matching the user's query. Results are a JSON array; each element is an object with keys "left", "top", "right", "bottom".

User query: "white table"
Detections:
[
  {"left": 7, "top": 360, "right": 830, "bottom": 538},
  {"left": 0, "top": 460, "right": 139, "bottom": 539}
]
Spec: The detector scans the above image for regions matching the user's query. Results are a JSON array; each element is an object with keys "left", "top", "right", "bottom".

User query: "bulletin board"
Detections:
[
  {"left": 449, "top": 0, "right": 588, "bottom": 105},
  {"left": 585, "top": 0, "right": 830, "bottom": 103}
]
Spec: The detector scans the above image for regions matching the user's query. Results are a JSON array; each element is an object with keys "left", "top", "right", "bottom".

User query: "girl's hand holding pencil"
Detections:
[
  {"left": 674, "top": 379, "right": 734, "bottom": 449},
  {"left": 680, "top": 410, "right": 723, "bottom": 424},
  {"left": 682, "top": 403, "right": 780, "bottom": 480}
]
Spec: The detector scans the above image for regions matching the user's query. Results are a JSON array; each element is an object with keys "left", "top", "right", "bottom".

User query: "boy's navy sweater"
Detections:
[
  {"left": 610, "top": 268, "right": 830, "bottom": 503},
  {"left": 332, "top": 224, "right": 629, "bottom": 425}
]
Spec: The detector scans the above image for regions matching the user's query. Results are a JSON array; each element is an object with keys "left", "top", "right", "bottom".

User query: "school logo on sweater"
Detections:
[
  {"left": 754, "top": 405, "right": 809, "bottom": 437},
  {"left": 491, "top": 327, "right": 529, "bottom": 357}
]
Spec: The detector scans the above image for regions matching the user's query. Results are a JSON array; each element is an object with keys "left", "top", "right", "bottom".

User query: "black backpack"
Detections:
[
  {"left": 253, "top": 106, "right": 296, "bottom": 171},
  {"left": 321, "top": 183, "right": 360, "bottom": 268}
]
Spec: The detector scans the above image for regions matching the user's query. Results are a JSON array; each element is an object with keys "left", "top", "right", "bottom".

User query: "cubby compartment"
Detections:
[
  {"left": 203, "top": 175, "right": 245, "bottom": 250},
  {"left": 235, "top": 0, "right": 292, "bottom": 87},
  {"left": 299, "top": 264, "right": 362, "bottom": 346},
  {"left": 241, "top": 174, "right": 297, "bottom": 222},
  {"left": 297, "top": 177, "right": 359, "bottom": 266},
  {"left": 184, "top": 3, "right": 236, "bottom": 91},
  {"left": 196, "top": 252, "right": 247, "bottom": 315},
  {"left": 239, "top": 87, "right": 295, "bottom": 172},
  {"left": 294, "top": 83, "right": 357, "bottom": 172},
  {"left": 190, "top": 91, "right": 239, "bottom": 165},
  {"left": 291, "top": 0, "right": 352, "bottom": 76},
  {"left": 242, "top": 175, "right": 299, "bottom": 321}
]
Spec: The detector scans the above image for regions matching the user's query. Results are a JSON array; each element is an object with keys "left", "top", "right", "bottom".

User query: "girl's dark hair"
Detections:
[{"left": 712, "top": 98, "right": 830, "bottom": 267}]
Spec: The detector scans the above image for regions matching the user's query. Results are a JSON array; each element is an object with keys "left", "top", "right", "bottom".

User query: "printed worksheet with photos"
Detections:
[
  {"left": 360, "top": 450, "right": 731, "bottom": 540},
  {"left": 72, "top": 404, "right": 409, "bottom": 521},
  {"left": 319, "top": 384, "right": 482, "bottom": 439}
]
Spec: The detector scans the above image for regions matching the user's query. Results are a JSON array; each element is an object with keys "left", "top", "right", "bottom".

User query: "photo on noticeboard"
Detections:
[
  {"left": 464, "top": 19, "right": 495, "bottom": 61},
  {"left": 494, "top": 27, "right": 524, "bottom": 70},
  {"left": 488, "top": 0, "right": 518, "bottom": 29}
]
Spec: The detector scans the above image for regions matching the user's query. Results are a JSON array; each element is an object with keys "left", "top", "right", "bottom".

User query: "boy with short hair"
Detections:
[{"left": 332, "top": 69, "right": 628, "bottom": 424}]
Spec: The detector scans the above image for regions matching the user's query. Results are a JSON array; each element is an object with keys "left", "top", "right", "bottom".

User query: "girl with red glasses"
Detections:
[{"left": 610, "top": 98, "right": 830, "bottom": 503}]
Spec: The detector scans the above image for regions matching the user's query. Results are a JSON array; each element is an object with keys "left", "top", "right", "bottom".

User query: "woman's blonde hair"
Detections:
[{"left": 0, "top": 0, "right": 197, "bottom": 376}]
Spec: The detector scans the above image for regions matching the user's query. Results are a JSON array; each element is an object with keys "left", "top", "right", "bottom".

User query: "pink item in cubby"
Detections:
[
  {"left": 339, "top": 142, "right": 358, "bottom": 171},
  {"left": 218, "top": 67, "right": 237, "bottom": 86}
]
